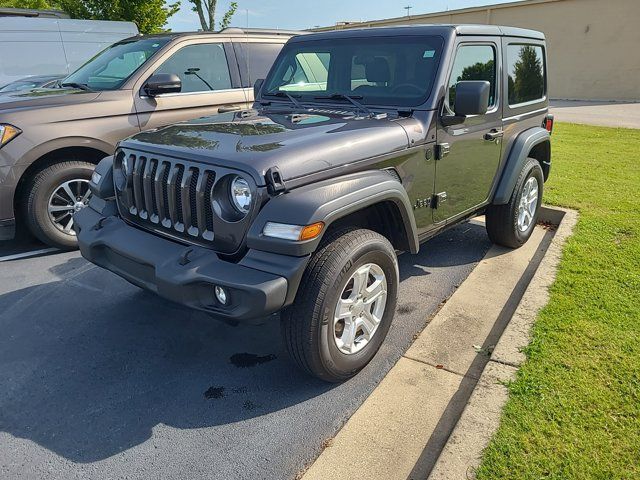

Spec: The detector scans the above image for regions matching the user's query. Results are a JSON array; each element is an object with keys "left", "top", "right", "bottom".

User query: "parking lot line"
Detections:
[{"left": 0, "top": 247, "right": 58, "bottom": 262}]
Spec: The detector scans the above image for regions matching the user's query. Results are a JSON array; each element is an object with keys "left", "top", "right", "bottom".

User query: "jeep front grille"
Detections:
[{"left": 115, "top": 150, "right": 218, "bottom": 243}]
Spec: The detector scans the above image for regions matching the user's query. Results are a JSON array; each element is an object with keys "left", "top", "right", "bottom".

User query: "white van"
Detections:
[{"left": 0, "top": 16, "right": 138, "bottom": 86}]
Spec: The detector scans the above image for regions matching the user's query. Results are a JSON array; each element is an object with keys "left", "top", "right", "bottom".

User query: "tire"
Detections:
[
  {"left": 281, "top": 228, "right": 399, "bottom": 382},
  {"left": 23, "top": 161, "right": 95, "bottom": 250},
  {"left": 486, "top": 157, "right": 544, "bottom": 248}
]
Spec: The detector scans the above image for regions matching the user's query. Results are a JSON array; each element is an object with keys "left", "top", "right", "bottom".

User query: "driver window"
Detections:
[
  {"left": 446, "top": 45, "right": 496, "bottom": 114},
  {"left": 154, "top": 43, "right": 232, "bottom": 94}
]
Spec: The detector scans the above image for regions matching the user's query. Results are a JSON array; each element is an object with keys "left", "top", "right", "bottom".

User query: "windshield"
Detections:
[
  {"left": 63, "top": 38, "right": 170, "bottom": 91},
  {"left": 263, "top": 36, "right": 444, "bottom": 108},
  {"left": 0, "top": 80, "right": 40, "bottom": 93}
]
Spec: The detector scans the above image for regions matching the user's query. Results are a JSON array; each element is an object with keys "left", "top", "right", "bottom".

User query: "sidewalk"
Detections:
[
  {"left": 549, "top": 100, "right": 640, "bottom": 129},
  {"left": 301, "top": 207, "right": 577, "bottom": 480}
]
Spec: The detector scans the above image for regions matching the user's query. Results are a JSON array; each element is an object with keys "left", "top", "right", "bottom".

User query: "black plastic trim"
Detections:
[
  {"left": 0, "top": 218, "right": 16, "bottom": 241},
  {"left": 492, "top": 127, "right": 550, "bottom": 205},
  {"left": 247, "top": 170, "right": 419, "bottom": 256},
  {"left": 75, "top": 206, "right": 304, "bottom": 321}
]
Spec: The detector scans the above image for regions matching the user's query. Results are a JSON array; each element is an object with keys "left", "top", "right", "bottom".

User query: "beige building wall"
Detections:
[{"left": 316, "top": 0, "right": 640, "bottom": 101}]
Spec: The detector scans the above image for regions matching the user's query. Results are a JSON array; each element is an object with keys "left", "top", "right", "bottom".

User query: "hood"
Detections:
[
  {"left": 0, "top": 87, "right": 101, "bottom": 112},
  {"left": 122, "top": 109, "right": 415, "bottom": 185}
]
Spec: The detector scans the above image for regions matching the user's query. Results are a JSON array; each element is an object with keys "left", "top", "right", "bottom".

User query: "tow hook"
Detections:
[
  {"left": 92, "top": 217, "right": 108, "bottom": 231},
  {"left": 179, "top": 248, "right": 194, "bottom": 266}
]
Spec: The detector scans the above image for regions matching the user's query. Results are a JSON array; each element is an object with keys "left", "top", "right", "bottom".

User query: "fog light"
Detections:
[{"left": 214, "top": 285, "right": 228, "bottom": 305}]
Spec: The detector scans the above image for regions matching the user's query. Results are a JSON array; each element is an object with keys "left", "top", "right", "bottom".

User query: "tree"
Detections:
[
  {"left": 58, "top": 0, "right": 180, "bottom": 33},
  {"left": 509, "top": 45, "right": 544, "bottom": 104},
  {"left": 187, "top": 0, "right": 237, "bottom": 31},
  {"left": 0, "top": 0, "right": 180, "bottom": 34},
  {"left": 0, "top": 0, "right": 51, "bottom": 8}
]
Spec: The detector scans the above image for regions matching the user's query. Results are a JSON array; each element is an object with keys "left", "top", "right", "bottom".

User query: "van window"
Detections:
[
  {"left": 155, "top": 43, "right": 232, "bottom": 94},
  {"left": 506, "top": 44, "right": 545, "bottom": 105},
  {"left": 446, "top": 45, "right": 496, "bottom": 113}
]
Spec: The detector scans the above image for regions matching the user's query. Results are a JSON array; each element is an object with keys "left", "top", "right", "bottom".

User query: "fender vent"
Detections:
[{"left": 384, "top": 168, "right": 402, "bottom": 184}]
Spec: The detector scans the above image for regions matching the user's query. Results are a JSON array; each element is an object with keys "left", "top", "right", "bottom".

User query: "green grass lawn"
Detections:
[{"left": 476, "top": 123, "right": 640, "bottom": 479}]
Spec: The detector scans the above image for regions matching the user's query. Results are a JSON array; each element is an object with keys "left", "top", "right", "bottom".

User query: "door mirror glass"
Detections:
[
  {"left": 453, "top": 80, "right": 490, "bottom": 116},
  {"left": 143, "top": 73, "right": 182, "bottom": 96},
  {"left": 254, "top": 78, "right": 264, "bottom": 98}
]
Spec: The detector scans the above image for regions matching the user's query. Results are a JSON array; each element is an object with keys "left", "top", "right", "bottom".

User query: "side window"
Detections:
[
  {"left": 155, "top": 43, "right": 232, "bottom": 94},
  {"left": 507, "top": 44, "right": 545, "bottom": 105},
  {"left": 242, "top": 43, "right": 283, "bottom": 83},
  {"left": 446, "top": 45, "right": 496, "bottom": 113}
]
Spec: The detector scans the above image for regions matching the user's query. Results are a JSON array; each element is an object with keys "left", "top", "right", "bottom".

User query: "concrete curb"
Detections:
[
  {"left": 427, "top": 206, "right": 578, "bottom": 480},
  {"left": 302, "top": 207, "right": 577, "bottom": 480}
]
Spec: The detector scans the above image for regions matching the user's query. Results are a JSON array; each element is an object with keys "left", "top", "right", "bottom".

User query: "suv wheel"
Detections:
[
  {"left": 281, "top": 228, "right": 399, "bottom": 382},
  {"left": 23, "top": 161, "right": 94, "bottom": 249},
  {"left": 486, "top": 157, "right": 543, "bottom": 248}
]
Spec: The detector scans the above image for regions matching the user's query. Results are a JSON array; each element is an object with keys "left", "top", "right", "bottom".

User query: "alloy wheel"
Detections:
[
  {"left": 47, "top": 179, "right": 91, "bottom": 235},
  {"left": 333, "top": 263, "right": 388, "bottom": 355},
  {"left": 517, "top": 176, "right": 539, "bottom": 232}
]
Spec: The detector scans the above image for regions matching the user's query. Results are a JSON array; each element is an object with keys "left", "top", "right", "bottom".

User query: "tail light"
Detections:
[{"left": 543, "top": 114, "right": 554, "bottom": 134}]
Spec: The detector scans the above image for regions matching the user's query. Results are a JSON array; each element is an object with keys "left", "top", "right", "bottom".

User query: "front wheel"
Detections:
[
  {"left": 23, "top": 161, "right": 95, "bottom": 249},
  {"left": 486, "top": 157, "right": 544, "bottom": 248},
  {"left": 281, "top": 228, "right": 399, "bottom": 382}
]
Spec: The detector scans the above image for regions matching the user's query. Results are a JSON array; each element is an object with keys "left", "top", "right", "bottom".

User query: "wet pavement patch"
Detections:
[
  {"left": 229, "top": 353, "right": 276, "bottom": 368},
  {"left": 204, "top": 386, "right": 225, "bottom": 400},
  {"left": 397, "top": 303, "right": 418, "bottom": 315}
]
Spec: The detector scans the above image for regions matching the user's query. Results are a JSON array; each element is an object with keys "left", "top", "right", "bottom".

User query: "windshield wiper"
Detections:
[
  {"left": 314, "top": 93, "right": 373, "bottom": 117},
  {"left": 60, "top": 82, "right": 94, "bottom": 92},
  {"left": 266, "top": 90, "right": 305, "bottom": 109}
]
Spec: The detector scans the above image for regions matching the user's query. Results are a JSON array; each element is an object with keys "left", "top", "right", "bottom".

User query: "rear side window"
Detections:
[
  {"left": 241, "top": 43, "right": 284, "bottom": 84},
  {"left": 446, "top": 45, "right": 496, "bottom": 113},
  {"left": 506, "top": 44, "right": 545, "bottom": 105},
  {"left": 155, "top": 43, "right": 232, "bottom": 94}
]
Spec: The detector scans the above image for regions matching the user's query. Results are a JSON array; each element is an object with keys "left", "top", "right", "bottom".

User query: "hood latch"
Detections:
[{"left": 265, "top": 166, "right": 286, "bottom": 195}]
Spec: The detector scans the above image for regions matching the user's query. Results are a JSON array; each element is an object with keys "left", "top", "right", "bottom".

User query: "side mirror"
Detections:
[
  {"left": 253, "top": 78, "right": 264, "bottom": 99},
  {"left": 143, "top": 73, "right": 181, "bottom": 97},
  {"left": 454, "top": 80, "right": 490, "bottom": 116}
]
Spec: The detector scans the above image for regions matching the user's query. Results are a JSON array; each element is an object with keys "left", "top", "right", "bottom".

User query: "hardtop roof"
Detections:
[{"left": 292, "top": 24, "right": 545, "bottom": 42}]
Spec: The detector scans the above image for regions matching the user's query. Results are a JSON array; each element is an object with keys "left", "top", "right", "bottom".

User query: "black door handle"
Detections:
[
  {"left": 484, "top": 129, "right": 504, "bottom": 141},
  {"left": 218, "top": 106, "right": 241, "bottom": 113}
]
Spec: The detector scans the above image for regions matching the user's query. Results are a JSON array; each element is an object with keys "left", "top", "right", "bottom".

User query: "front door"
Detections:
[
  {"left": 134, "top": 42, "right": 251, "bottom": 131},
  {"left": 434, "top": 42, "right": 502, "bottom": 223}
]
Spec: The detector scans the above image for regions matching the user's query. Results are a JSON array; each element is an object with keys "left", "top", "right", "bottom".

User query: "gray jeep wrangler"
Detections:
[{"left": 76, "top": 25, "right": 554, "bottom": 382}]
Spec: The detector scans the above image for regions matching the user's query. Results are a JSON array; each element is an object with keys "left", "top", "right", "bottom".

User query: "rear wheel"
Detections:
[
  {"left": 486, "top": 157, "right": 543, "bottom": 248},
  {"left": 281, "top": 228, "right": 399, "bottom": 382},
  {"left": 23, "top": 161, "right": 95, "bottom": 249}
]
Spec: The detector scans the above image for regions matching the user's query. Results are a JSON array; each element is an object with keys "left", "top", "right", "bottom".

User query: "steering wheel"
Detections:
[{"left": 391, "top": 83, "right": 424, "bottom": 95}]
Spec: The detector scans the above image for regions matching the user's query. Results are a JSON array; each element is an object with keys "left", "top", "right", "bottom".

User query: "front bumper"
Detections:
[{"left": 75, "top": 205, "right": 307, "bottom": 321}]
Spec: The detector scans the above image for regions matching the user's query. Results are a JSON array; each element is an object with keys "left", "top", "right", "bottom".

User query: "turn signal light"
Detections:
[
  {"left": 263, "top": 221, "right": 325, "bottom": 241},
  {"left": 299, "top": 222, "right": 324, "bottom": 241}
]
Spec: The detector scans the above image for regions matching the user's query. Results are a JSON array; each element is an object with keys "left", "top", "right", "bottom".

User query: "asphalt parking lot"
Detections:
[{"left": 0, "top": 222, "right": 491, "bottom": 480}]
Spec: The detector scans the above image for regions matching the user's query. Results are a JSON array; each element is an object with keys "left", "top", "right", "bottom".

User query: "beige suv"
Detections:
[{"left": 0, "top": 28, "right": 296, "bottom": 248}]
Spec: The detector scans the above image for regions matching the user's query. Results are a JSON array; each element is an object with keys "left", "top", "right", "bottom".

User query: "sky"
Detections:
[{"left": 167, "top": 0, "right": 525, "bottom": 32}]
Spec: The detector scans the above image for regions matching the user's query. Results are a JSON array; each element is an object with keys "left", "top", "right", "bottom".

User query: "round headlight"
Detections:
[{"left": 230, "top": 176, "right": 252, "bottom": 213}]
